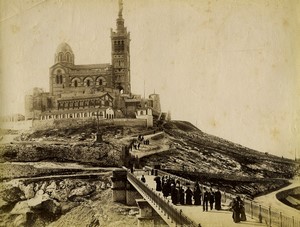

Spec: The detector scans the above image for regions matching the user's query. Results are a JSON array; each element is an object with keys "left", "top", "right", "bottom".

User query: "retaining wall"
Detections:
[{"left": 32, "top": 118, "right": 147, "bottom": 130}]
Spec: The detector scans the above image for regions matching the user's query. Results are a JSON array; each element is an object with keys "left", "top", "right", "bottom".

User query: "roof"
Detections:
[
  {"left": 58, "top": 92, "right": 113, "bottom": 101},
  {"left": 73, "top": 64, "right": 111, "bottom": 69},
  {"left": 40, "top": 107, "right": 111, "bottom": 115},
  {"left": 124, "top": 99, "right": 140, "bottom": 103},
  {"left": 56, "top": 42, "right": 73, "bottom": 54},
  {"left": 50, "top": 62, "right": 112, "bottom": 71}
]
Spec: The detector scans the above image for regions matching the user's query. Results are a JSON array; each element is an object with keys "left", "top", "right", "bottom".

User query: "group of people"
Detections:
[
  {"left": 151, "top": 175, "right": 222, "bottom": 211},
  {"left": 231, "top": 196, "right": 246, "bottom": 223},
  {"left": 129, "top": 134, "right": 150, "bottom": 151},
  {"left": 140, "top": 174, "right": 248, "bottom": 223},
  {"left": 140, "top": 173, "right": 249, "bottom": 224}
]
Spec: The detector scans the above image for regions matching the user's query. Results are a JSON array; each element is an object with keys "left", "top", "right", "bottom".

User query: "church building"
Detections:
[{"left": 25, "top": 1, "right": 161, "bottom": 123}]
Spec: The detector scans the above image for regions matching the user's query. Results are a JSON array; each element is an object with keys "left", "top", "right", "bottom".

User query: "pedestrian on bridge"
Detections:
[
  {"left": 141, "top": 175, "right": 146, "bottom": 183},
  {"left": 179, "top": 186, "right": 185, "bottom": 205},
  {"left": 193, "top": 184, "right": 202, "bottom": 205},
  {"left": 209, "top": 188, "right": 215, "bottom": 210},
  {"left": 203, "top": 188, "right": 209, "bottom": 212},
  {"left": 154, "top": 176, "right": 162, "bottom": 191},
  {"left": 185, "top": 186, "right": 193, "bottom": 205},
  {"left": 171, "top": 184, "right": 178, "bottom": 205},
  {"left": 162, "top": 181, "right": 170, "bottom": 198},
  {"left": 231, "top": 197, "right": 240, "bottom": 223},
  {"left": 215, "top": 188, "right": 222, "bottom": 210}
]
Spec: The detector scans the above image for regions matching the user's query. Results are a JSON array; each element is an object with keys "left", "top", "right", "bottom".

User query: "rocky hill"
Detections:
[
  {"left": 140, "top": 121, "right": 299, "bottom": 197},
  {"left": 0, "top": 120, "right": 299, "bottom": 226}
]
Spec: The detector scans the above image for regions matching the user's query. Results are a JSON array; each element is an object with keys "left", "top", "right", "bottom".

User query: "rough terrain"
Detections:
[{"left": 0, "top": 120, "right": 299, "bottom": 226}]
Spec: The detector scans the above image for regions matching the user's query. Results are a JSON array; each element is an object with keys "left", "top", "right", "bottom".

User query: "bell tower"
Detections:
[{"left": 111, "top": 0, "right": 131, "bottom": 94}]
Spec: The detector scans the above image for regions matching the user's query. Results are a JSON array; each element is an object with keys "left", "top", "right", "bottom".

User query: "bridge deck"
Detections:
[{"left": 135, "top": 172, "right": 266, "bottom": 227}]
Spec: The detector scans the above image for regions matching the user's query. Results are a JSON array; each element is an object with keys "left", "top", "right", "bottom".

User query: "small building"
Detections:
[{"left": 136, "top": 108, "right": 153, "bottom": 127}]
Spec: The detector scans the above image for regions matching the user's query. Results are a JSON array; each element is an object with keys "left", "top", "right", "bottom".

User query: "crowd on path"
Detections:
[
  {"left": 142, "top": 175, "right": 222, "bottom": 211},
  {"left": 140, "top": 174, "right": 247, "bottom": 224},
  {"left": 128, "top": 134, "right": 150, "bottom": 151}
]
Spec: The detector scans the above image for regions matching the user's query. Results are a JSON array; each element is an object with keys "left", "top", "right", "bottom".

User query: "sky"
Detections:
[{"left": 0, "top": 0, "right": 299, "bottom": 159}]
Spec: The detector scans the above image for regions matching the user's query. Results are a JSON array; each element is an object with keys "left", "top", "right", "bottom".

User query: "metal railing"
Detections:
[
  {"left": 145, "top": 166, "right": 300, "bottom": 227},
  {"left": 127, "top": 170, "right": 198, "bottom": 227}
]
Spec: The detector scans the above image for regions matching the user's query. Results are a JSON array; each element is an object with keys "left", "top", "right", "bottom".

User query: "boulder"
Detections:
[
  {"left": 50, "top": 189, "right": 69, "bottom": 202},
  {"left": 0, "top": 197, "right": 8, "bottom": 209},
  {"left": 34, "top": 182, "right": 39, "bottom": 193},
  {"left": 68, "top": 185, "right": 95, "bottom": 198},
  {"left": 35, "top": 189, "right": 45, "bottom": 197},
  {"left": 13, "top": 214, "right": 27, "bottom": 227},
  {"left": 60, "top": 201, "right": 79, "bottom": 214},
  {"left": 40, "top": 182, "right": 48, "bottom": 191},
  {"left": 10, "top": 201, "right": 31, "bottom": 214},
  {"left": 46, "top": 181, "right": 57, "bottom": 193},
  {"left": 41, "top": 199, "right": 61, "bottom": 215},
  {"left": 128, "top": 208, "right": 139, "bottom": 216},
  {"left": 1, "top": 187, "right": 24, "bottom": 203},
  {"left": 100, "top": 182, "right": 106, "bottom": 190},
  {"left": 22, "top": 183, "right": 35, "bottom": 199}
]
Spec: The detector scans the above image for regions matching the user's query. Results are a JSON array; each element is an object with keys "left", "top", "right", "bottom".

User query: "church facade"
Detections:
[{"left": 25, "top": 1, "right": 161, "bottom": 123}]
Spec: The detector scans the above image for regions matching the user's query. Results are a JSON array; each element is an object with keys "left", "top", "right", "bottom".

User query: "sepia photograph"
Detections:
[{"left": 0, "top": 0, "right": 299, "bottom": 226}]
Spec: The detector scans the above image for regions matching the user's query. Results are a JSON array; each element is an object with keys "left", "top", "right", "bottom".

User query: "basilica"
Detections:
[{"left": 25, "top": 1, "right": 161, "bottom": 125}]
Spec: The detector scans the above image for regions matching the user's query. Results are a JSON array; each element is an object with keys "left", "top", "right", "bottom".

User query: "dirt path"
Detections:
[
  {"left": 129, "top": 132, "right": 171, "bottom": 158},
  {"left": 254, "top": 180, "right": 300, "bottom": 218}
]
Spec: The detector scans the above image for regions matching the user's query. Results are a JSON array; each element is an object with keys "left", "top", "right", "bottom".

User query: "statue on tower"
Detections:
[{"left": 118, "top": 0, "right": 123, "bottom": 18}]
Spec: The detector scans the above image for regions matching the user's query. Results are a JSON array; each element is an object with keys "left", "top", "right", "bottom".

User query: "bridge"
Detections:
[{"left": 111, "top": 167, "right": 300, "bottom": 227}]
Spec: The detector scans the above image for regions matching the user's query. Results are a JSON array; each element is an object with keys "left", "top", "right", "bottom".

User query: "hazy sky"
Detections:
[{"left": 0, "top": 0, "right": 299, "bottom": 158}]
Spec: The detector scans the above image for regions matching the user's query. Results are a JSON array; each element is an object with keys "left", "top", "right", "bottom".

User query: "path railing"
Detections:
[
  {"left": 127, "top": 170, "right": 198, "bottom": 227},
  {"left": 144, "top": 166, "right": 300, "bottom": 227}
]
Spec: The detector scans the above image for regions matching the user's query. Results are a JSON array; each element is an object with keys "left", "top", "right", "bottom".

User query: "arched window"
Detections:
[
  {"left": 56, "top": 75, "right": 59, "bottom": 84},
  {"left": 58, "top": 53, "right": 63, "bottom": 61},
  {"left": 96, "top": 77, "right": 105, "bottom": 86},
  {"left": 74, "top": 80, "right": 78, "bottom": 87},
  {"left": 59, "top": 75, "right": 63, "bottom": 84},
  {"left": 66, "top": 53, "right": 70, "bottom": 62},
  {"left": 87, "top": 80, "right": 90, "bottom": 87}
]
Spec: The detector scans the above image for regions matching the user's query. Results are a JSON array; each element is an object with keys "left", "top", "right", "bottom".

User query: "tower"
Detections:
[
  {"left": 50, "top": 42, "right": 74, "bottom": 95},
  {"left": 111, "top": 0, "right": 131, "bottom": 94}
]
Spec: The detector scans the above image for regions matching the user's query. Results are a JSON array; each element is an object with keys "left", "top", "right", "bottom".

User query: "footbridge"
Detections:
[{"left": 111, "top": 167, "right": 300, "bottom": 227}]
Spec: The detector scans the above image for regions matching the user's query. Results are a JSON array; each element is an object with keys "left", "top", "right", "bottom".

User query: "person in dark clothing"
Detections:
[
  {"left": 179, "top": 186, "right": 185, "bottom": 205},
  {"left": 141, "top": 175, "right": 146, "bottom": 183},
  {"left": 237, "top": 196, "right": 246, "bottom": 221},
  {"left": 209, "top": 188, "right": 215, "bottom": 210},
  {"left": 193, "top": 184, "right": 202, "bottom": 205},
  {"left": 232, "top": 198, "right": 240, "bottom": 223},
  {"left": 203, "top": 188, "right": 209, "bottom": 211},
  {"left": 214, "top": 188, "right": 222, "bottom": 210},
  {"left": 171, "top": 184, "right": 178, "bottom": 205},
  {"left": 185, "top": 186, "right": 193, "bottom": 205},
  {"left": 162, "top": 181, "right": 170, "bottom": 198},
  {"left": 154, "top": 176, "right": 162, "bottom": 191}
]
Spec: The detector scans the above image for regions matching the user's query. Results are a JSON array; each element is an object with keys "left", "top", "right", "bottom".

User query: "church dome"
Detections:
[{"left": 55, "top": 42, "right": 75, "bottom": 64}]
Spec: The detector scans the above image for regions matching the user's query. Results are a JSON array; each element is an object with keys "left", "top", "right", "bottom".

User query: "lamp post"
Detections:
[{"left": 93, "top": 111, "right": 102, "bottom": 143}]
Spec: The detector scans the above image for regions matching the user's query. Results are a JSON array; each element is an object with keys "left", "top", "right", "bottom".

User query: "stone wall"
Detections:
[
  {"left": 32, "top": 118, "right": 147, "bottom": 130},
  {"left": 0, "top": 120, "right": 33, "bottom": 130}
]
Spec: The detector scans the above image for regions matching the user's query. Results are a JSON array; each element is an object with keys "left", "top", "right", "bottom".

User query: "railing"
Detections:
[
  {"left": 145, "top": 166, "right": 300, "bottom": 227},
  {"left": 127, "top": 170, "right": 198, "bottom": 227}
]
